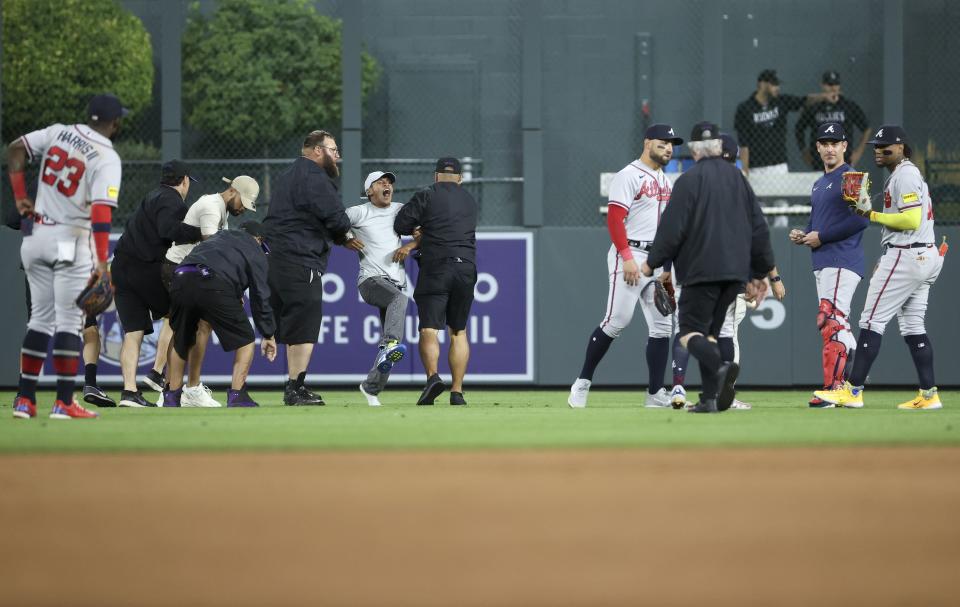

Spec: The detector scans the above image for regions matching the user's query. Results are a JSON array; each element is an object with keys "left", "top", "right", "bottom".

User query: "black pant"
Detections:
[
  {"left": 169, "top": 273, "right": 254, "bottom": 357},
  {"left": 678, "top": 281, "right": 742, "bottom": 338},
  {"left": 414, "top": 259, "right": 477, "bottom": 331}
]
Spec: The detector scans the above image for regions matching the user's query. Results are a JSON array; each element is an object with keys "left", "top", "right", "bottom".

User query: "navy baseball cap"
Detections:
[
  {"left": 161, "top": 159, "right": 199, "bottom": 183},
  {"left": 720, "top": 133, "right": 739, "bottom": 161},
  {"left": 822, "top": 70, "right": 841, "bottom": 85},
  {"left": 644, "top": 124, "right": 683, "bottom": 145},
  {"left": 435, "top": 157, "right": 462, "bottom": 174},
  {"left": 816, "top": 122, "right": 846, "bottom": 142},
  {"left": 757, "top": 69, "right": 780, "bottom": 85},
  {"left": 87, "top": 94, "right": 129, "bottom": 122},
  {"left": 689, "top": 121, "right": 720, "bottom": 142},
  {"left": 868, "top": 125, "right": 908, "bottom": 145}
]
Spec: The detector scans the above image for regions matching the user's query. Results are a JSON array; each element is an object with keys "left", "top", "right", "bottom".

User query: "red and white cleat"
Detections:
[
  {"left": 12, "top": 396, "right": 37, "bottom": 419},
  {"left": 49, "top": 400, "right": 100, "bottom": 420}
]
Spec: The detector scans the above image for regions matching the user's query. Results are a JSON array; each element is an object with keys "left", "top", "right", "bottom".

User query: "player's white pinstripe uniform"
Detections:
[
  {"left": 601, "top": 163, "right": 674, "bottom": 339},
  {"left": 859, "top": 160, "right": 941, "bottom": 335}
]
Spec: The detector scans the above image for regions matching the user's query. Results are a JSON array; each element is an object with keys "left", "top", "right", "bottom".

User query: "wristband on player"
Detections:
[
  {"left": 9, "top": 171, "right": 28, "bottom": 200},
  {"left": 769, "top": 275, "right": 782, "bottom": 283}
]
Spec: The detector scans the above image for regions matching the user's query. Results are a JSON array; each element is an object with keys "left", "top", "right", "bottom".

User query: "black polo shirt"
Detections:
[
  {"left": 183, "top": 230, "right": 275, "bottom": 338},
  {"left": 114, "top": 185, "right": 202, "bottom": 263},
  {"left": 394, "top": 182, "right": 478, "bottom": 264},
  {"left": 262, "top": 157, "right": 351, "bottom": 272},
  {"left": 734, "top": 93, "right": 806, "bottom": 168}
]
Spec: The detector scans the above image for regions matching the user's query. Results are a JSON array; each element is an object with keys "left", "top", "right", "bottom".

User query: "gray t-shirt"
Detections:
[{"left": 345, "top": 201, "right": 407, "bottom": 288}]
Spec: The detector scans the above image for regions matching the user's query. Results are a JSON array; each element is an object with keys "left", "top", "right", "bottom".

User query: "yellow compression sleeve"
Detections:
[{"left": 870, "top": 207, "right": 922, "bottom": 231}]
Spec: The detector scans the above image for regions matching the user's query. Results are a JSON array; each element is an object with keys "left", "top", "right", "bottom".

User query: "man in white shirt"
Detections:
[
  {"left": 145, "top": 175, "right": 259, "bottom": 407},
  {"left": 344, "top": 171, "right": 418, "bottom": 406}
]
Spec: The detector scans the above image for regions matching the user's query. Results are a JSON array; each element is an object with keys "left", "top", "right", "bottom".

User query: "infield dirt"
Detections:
[{"left": 2, "top": 447, "right": 959, "bottom": 606}]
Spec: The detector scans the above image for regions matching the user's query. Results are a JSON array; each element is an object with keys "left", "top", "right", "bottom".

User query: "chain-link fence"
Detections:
[{"left": 3, "top": 0, "right": 960, "bottom": 228}]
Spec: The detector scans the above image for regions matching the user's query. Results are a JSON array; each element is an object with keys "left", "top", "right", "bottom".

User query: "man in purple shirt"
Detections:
[{"left": 789, "top": 123, "right": 869, "bottom": 407}]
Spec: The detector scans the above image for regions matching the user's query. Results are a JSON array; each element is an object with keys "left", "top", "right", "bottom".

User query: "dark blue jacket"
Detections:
[
  {"left": 263, "top": 157, "right": 351, "bottom": 272},
  {"left": 806, "top": 164, "right": 869, "bottom": 276}
]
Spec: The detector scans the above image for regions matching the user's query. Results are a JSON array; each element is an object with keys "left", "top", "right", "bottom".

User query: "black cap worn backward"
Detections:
[
  {"left": 435, "top": 157, "right": 462, "bottom": 174},
  {"left": 161, "top": 159, "right": 199, "bottom": 183},
  {"left": 868, "top": 125, "right": 908, "bottom": 145},
  {"left": 87, "top": 93, "right": 129, "bottom": 122},
  {"left": 720, "top": 133, "right": 739, "bottom": 161},
  {"left": 644, "top": 124, "right": 683, "bottom": 145},
  {"left": 822, "top": 70, "right": 841, "bottom": 85},
  {"left": 757, "top": 69, "right": 780, "bottom": 85},
  {"left": 240, "top": 220, "right": 268, "bottom": 239},
  {"left": 816, "top": 122, "right": 846, "bottom": 142},
  {"left": 689, "top": 121, "right": 720, "bottom": 142}
]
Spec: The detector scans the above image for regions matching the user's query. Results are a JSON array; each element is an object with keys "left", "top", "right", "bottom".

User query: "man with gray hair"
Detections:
[{"left": 642, "top": 122, "right": 775, "bottom": 413}]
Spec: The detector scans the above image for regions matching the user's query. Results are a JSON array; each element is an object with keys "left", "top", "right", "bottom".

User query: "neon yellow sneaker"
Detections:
[
  {"left": 812, "top": 381, "right": 864, "bottom": 408},
  {"left": 897, "top": 388, "right": 943, "bottom": 410}
]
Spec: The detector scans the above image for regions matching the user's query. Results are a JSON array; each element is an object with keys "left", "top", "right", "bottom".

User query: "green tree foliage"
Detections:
[
  {"left": 183, "top": 0, "right": 380, "bottom": 156},
  {"left": 1, "top": 0, "right": 154, "bottom": 141}
]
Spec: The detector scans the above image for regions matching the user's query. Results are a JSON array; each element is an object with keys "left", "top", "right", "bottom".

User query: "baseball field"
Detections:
[{"left": 2, "top": 388, "right": 959, "bottom": 606}]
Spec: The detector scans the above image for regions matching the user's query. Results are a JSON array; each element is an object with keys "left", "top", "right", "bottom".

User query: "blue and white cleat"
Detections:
[{"left": 375, "top": 341, "right": 407, "bottom": 373}]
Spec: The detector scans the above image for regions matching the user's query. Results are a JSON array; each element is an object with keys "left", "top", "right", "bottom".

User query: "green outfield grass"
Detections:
[{"left": 0, "top": 389, "right": 956, "bottom": 453}]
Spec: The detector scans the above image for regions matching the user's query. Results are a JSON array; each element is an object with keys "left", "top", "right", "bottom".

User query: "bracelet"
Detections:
[{"left": 770, "top": 275, "right": 782, "bottom": 283}]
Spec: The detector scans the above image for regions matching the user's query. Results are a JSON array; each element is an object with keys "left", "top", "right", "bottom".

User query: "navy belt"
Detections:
[
  {"left": 628, "top": 240, "right": 653, "bottom": 251},
  {"left": 886, "top": 243, "right": 934, "bottom": 250},
  {"left": 175, "top": 264, "right": 212, "bottom": 277}
]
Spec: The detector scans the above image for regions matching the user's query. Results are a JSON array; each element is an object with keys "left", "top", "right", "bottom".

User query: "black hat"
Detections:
[
  {"left": 757, "top": 69, "right": 780, "bottom": 85},
  {"left": 720, "top": 133, "right": 739, "bottom": 162},
  {"left": 816, "top": 122, "right": 846, "bottom": 142},
  {"left": 161, "top": 159, "right": 199, "bottom": 183},
  {"left": 435, "top": 157, "right": 462, "bottom": 174},
  {"left": 87, "top": 94, "right": 129, "bottom": 122},
  {"left": 240, "top": 221, "right": 271, "bottom": 254},
  {"left": 822, "top": 70, "right": 841, "bottom": 85},
  {"left": 644, "top": 123, "right": 684, "bottom": 145},
  {"left": 868, "top": 125, "right": 908, "bottom": 145},
  {"left": 689, "top": 121, "right": 720, "bottom": 142}
]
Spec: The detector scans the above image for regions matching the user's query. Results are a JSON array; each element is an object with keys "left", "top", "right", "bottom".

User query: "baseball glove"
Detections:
[
  {"left": 76, "top": 271, "right": 113, "bottom": 316},
  {"left": 653, "top": 279, "right": 676, "bottom": 316},
  {"left": 842, "top": 171, "right": 872, "bottom": 217}
]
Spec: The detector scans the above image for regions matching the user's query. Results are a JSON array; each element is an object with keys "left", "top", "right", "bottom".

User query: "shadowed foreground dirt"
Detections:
[{"left": 2, "top": 448, "right": 959, "bottom": 607}]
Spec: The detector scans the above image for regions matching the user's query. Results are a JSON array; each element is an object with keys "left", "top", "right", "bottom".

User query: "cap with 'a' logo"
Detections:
[
  {"left": 816, "top": 122, "right": 846, "bottom": 142},
  {"left": 644, "top": 123, "right": 684, "bottom": 145},
  {"left": 868, "top": 125, "right": 909, "bottom": 145}
]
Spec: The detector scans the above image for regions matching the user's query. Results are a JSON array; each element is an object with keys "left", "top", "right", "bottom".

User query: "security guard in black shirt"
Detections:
[
  {"left": 164, "top": 222, "right": 277, "bottom": 408},
  {"left": 644, "top": 123, "right": 775, "bottom": 413},
  {"left": 263, "top": 130, "right": 351, "bottom": 405},
  {"left": 113, "top": 160, "right": 203, "bottom": 408},
  {"left": 394, "top": 157, "right": 479, "bottom": 406}
]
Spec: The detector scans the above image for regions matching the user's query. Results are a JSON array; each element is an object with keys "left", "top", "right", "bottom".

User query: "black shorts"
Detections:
[
  {"left": 169, "top": 272, "right": 254, "bottom": 358},
  {"left": 112, "top": 253, "right": 169, "bottom": 334},
  {"left": 268, "top": 256, "right": 323, "bottom": 345},
  {"left": 414, "top": 259, "right": 477, "bottom": 332},
  {"left": 160, "top": 259, "right": 178, "bottom": 292},
  {"left": 678, "top": 281, "right": 742, "bottom": 338}
]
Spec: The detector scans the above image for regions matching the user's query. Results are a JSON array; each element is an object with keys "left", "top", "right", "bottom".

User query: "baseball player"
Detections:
[
  {"left": 789, "top": 123, "right": 869, "bottom": 407},
  {"left": 815, "top": 125, "right": 944, "bottom": 409},
  {"left": 7, "top": 93, "right": 126, "bottom": 420},
  {"left": 147, "top": 175, "right": 260, "bottom": 407},
  {"left": 344, "top": 171, "right": 417, "bottom": 407},
  {"left": 568, "top": 124, "right": 683, "bottom": 409}
]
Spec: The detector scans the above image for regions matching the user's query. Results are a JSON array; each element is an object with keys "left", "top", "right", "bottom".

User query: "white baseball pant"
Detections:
[{"left": 859, "top": 246, "right": 943, "bottom": 336}]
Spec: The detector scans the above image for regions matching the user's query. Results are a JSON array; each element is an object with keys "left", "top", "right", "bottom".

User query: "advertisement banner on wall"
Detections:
[{"left": 41, "top": 232, "right": 533, "bottom": 386}]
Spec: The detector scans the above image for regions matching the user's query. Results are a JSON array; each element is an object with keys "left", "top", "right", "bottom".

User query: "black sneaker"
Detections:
[
  {"left": 82, "top": 385, "right": 116, "bottom": 407},
  {"left": 449, "top": 391, "right": 467, "bottom": 406},
  {"left": 118, "top": 390, "right": 155, "bottom": 408},
  {"left": 716, "top": 362, "right": 740, "bottom": 412},
  {"left": 417, "top": 374, "right": 446, "bottom": 406},
  {"left": 142, "top": 369, "right": 165, "bottom": 393},
  {"left": 687, "top": 398, "right": 719, "bottom": 413},
  {"left": 283, "top": 382, "right": 325, "bottom": 406}
]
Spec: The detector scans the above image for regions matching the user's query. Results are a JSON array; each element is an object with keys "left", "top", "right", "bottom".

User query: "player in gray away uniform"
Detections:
[
  {"left": 344, "top": 171, "right": 418, "bottom": 406},
  {"left": 7, "top": 94, "right": 125, "bottom": 420},
  {"left": 815, "top": 126, "right": 944, "bottom": 410}
]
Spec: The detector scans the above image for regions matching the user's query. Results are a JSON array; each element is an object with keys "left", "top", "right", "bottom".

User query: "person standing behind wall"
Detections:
[
  {"left": 394, "top": 157, "right": 478, "bottom": 406},
  {"left": 263, "top": 130, "right": 352, "bottom": 406}
]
